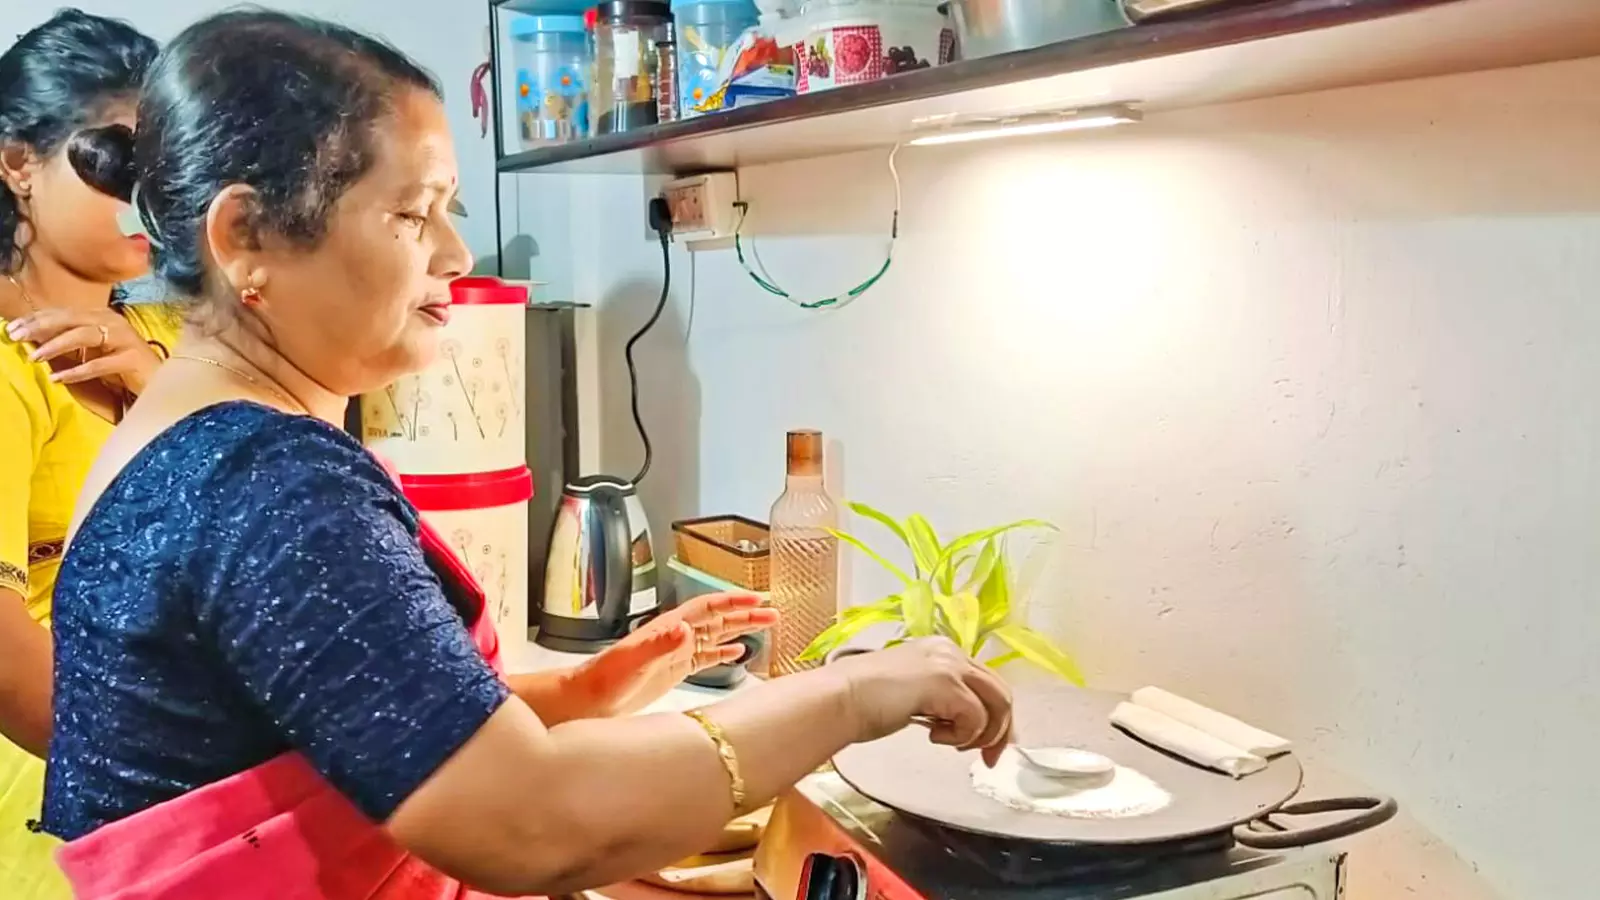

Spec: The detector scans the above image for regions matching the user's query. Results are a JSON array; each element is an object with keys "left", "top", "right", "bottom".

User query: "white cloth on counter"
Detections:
[
  {"left": 1129, "top": 686, "right": 1293, "bottom": 759},
  {"left": 1109, "top": 701, "right": 1268, "bottom": 779}
]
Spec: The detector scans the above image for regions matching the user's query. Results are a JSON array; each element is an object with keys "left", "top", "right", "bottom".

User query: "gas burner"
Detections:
[{"left": 895, "top": 816, "right": 1236, "bottom": 887}]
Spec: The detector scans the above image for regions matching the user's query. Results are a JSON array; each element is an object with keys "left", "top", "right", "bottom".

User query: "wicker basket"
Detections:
[{"left": 672, "top": 515, "right": 771, "bottom": 591}]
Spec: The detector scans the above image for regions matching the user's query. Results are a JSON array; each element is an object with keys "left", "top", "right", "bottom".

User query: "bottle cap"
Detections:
[{"left": 786, "top": 429, "right": 823, "bottom": 476}]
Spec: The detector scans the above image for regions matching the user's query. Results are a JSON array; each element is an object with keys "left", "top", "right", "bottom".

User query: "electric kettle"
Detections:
[{"left": 536, "top": 475, "right": 660, "bottom": 652}]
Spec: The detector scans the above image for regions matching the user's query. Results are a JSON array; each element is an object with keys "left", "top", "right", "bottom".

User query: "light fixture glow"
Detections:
[{"left": 909, "top": 106, "right": 1141, "bottom": 147}]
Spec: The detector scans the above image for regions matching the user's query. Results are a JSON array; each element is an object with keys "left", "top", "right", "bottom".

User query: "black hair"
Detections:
[
  {"left": 0, "top": 9, "right": 157, "bottom": 274},
  {"left": 71, "top": 9, "right": 441, "bottom": 298}
]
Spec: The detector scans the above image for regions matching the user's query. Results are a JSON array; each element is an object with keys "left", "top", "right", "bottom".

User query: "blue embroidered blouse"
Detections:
[{"left": 42, "top": 402, "right": 511, "bottom": 840}]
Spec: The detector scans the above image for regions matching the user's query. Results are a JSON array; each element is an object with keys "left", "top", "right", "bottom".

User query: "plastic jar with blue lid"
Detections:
[
  {"left": 511, "top": 14, "right": 592, "bottom": 148},
  {"left": 672, "top": 0, "right": 763, "bottom": 117}
]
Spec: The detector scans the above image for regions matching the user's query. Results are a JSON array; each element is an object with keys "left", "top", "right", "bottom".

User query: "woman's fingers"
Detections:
[
  {"left": 923, "top": 680, "right": 988, "bottom": 750},
  {"left": 27, "top": 325, "right": 107, "bottom": 364},
  {"left": 958, "top": 664, "right": 1013, "bottom": 754},
  {"left": 692, "top": 643, "right": 749, "bottom": 672},
  {"left": 49, "top": 351, "right": 140, "bottom": 385},
  {"left": 705, "top": 607, "right": 779, "bottom": 641}
]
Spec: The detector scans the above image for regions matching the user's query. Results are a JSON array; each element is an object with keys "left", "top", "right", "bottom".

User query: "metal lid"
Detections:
[
  {"left": 510, "top": 14, "right": 589, "bottom": 37},
  {"left": 597, "top": 0, "right": 673, "bottom": 22},
  {"left": 565, "top": 474, "right": 639, "bottom": 495}
]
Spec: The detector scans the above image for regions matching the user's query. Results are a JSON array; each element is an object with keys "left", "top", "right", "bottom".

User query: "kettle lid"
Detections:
[{"left": 564, "top": 474, "right": 638, "bottom": 496}]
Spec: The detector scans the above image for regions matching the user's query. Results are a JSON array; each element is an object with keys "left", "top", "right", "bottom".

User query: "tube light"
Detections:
[{"left": 909, "top": 105, "right": 1141, "bottom": 147}]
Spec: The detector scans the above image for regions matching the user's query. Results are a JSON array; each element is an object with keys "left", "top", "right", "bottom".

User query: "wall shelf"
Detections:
[{"left": 495, "top": 0, "right": 1600, "bottom": 176}]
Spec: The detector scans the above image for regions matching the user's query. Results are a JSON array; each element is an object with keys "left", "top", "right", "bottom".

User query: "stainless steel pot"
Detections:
[{"left": 947, "top": 0, "right": 1128, "bottom": 60}]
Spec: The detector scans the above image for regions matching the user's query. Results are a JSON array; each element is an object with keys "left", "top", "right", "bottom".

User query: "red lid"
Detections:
[
  {"left": 584, "top": 7, "right": 598, "bottom": 29},
  {"left": 400, "top": 465, "right": 535, "bottom": 512},
  {"left": 450, "top": 276, "right": 529, "bottom": 306}
]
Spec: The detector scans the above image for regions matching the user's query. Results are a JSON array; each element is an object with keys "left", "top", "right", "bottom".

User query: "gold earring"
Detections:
[{"left": 240, "top": 286, "right": 262, "bottom": 306}]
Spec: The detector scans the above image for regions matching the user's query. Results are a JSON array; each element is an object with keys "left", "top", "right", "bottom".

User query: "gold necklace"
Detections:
[
  {"left": 172, "top": 354, "right": 307, "bottom": 414},
  {"left": 5, "top": 274, "right": 39, "bottom": 312}
]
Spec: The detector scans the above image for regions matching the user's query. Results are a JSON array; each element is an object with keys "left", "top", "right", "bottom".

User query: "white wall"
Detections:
[
  {"left": 551, "top": 56, "right": 1600, "bottom": 900},
  {"left": 12, "top": 2, "right": 1595, "bottom": 895},
  {"left": 2, "top": 0, "right": 501, "bottom": 268}
]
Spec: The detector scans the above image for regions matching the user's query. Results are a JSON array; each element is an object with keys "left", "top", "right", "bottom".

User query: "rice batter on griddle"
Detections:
[{"left": 970, "top": 748, "right": 1172, "bottom": 819}]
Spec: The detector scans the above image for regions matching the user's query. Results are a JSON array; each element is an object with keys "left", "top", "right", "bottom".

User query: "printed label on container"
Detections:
[
  {"left": 796, "top": 25, "right": 935, "bottom": 93},
  {"left": 517, "top": 65, "right": 589, "bottom": 145}
]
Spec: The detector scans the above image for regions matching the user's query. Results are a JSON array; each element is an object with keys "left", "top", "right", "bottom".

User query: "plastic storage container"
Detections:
[
  {"left": 400, "top": 468, "right": 536, "bottom": 655},
  {"left": 512, "top": 15, "right": 592, "bottom": 148},
  {"left": 797, "top": 0, "right": 946, "bottom": 93},
  {"left": 673, "top": 0, "right": 760, "bottom": 116},
  {"left": 593, "top": 0, "right": 674, "bottom": 134},
  {"left": 360, "top": 277, "right": 530, "bottom": 476},
  {"left": 672, "top": 514, "right": 770, "bottom": 590}
]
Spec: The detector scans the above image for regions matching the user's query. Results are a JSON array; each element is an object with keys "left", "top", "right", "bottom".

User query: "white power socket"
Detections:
[{"left": 662, "top": 172, "right": 739, "bottom": 246}]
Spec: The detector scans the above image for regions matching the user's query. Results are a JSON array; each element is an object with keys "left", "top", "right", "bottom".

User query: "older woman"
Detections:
[
  {"left": 43, "top": 10, "right": 1013, "bottom": 899},
  {"left": 0, "top": 10, "right": 169, "bottom": 897}
]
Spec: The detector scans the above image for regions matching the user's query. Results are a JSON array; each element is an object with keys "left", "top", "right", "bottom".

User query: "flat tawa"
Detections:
[{"left": 832, "top": 686, "right": 1302, "bottom": 845}]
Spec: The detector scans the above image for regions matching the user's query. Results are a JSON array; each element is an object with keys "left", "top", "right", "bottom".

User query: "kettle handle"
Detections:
[{"left": 598, "top": 489, "right": 635, "bottom": 633}]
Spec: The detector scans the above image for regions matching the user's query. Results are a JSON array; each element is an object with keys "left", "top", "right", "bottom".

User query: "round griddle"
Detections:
[{"left": 833, "top": 686, "right": 1305, "bottom": 846}]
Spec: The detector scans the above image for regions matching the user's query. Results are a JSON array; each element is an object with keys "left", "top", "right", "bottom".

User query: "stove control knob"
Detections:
[{"left": 801, "top": 853, "right": 865, "bottom": 900}]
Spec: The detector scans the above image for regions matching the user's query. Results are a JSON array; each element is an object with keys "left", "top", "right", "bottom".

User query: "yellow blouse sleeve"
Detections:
[{"left": 0, "top": 366, "right": 41, "bottom": 597}]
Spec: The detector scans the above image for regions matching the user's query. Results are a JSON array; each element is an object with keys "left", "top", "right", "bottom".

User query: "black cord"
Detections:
[{"left": 627, "top": 199, "right": 674, "bottom": 485}]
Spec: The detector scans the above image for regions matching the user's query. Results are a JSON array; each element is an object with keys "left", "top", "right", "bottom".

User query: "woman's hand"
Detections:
[
  {"left": 513, "top": 593, "right": 780, "bottom": 724},
  {"left": 5, "top": 307, "right": 163, "bottom": 395},
  {"left": 571, "top": 592, "right": 779, "bottom": 717},
  {"left": 832, "top": 637, "right": 1015, "bottom": 767}
]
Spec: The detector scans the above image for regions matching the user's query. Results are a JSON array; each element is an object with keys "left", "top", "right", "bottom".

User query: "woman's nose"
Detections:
[{"left": 434, "top": 216, "right": 474, "bottom": 280}]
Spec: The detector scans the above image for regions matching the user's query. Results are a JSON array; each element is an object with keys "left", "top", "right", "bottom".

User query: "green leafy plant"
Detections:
[{"left": 798, "top": 503, "right": 1084, "bottom": 684}]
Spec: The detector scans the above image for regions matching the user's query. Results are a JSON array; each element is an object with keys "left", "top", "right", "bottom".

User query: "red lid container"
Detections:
[
  {"left": 400, "top": 465, "right": 535, "bottom": 512},
  {"left": 449, "top": 276, "right": 529, "bottom": 306}
]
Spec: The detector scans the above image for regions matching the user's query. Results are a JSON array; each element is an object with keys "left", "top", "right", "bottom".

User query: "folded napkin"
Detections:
[
  {"left": 1130, "top": 686, "right": 1293, "bottom": 759},
  {"left": 1110, "top": 702, "right": 1268, "bottom": 778}
]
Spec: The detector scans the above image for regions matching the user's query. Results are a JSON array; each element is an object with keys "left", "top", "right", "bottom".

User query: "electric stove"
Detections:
[{"left": 754, "top": 772, "right": 1346, "bottom": 900}]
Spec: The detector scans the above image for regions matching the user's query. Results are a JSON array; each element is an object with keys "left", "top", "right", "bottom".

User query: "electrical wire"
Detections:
[
  {"left": 734, "top": 143, "right": 903, "bottom": 310},
  {"left": 625, "top": 230, "right": 672, "bottom": 486}
]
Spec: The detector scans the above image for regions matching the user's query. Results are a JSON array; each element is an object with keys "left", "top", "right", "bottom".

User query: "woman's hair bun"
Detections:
[{"left": 67, "top": 124, "right": 137, "bottom": 203}]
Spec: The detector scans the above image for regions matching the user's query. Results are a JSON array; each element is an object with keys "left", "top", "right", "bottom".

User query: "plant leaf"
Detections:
[
  {"left": 798, "top": 600, "right": 902, "bottom": 661},
  {"left": 904, "top": 514, "right": 941, "bottom": 578},
  {"left": 901, "top": 582, "right": 936, "bottom": 637},
  {"left": 933, "top": 519, "right": 1057, "bottom": 583},
  {"left": 849, "top": 502, "right": 912, "bottom": 552},
  {"left": 990, "top": 622, "right": 1084, "bottom": 685},
  {"left": 935, "top": 590, "right": 981, "bottom": 652},
  {"left": 986, "top": 651, "right": 1023, "bottom": 668},
  {"left": 941, "top": 550, "right": 976, "bottom": 593},
  {"left": 829, "top": 528, "right": 912, "bottom": 585},
  {"left": 976, "top": 547, "right": 1012, "bottom": 635},
  {"left": 962, "top": 539, "right": 1000, "bottom": 595}
]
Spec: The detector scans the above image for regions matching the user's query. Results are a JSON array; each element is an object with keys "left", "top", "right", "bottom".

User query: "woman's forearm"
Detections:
[
  {"left": 391, "top": 665, "right": 861, "bottom": 895},
  {"left": 506, "top": 670, "right": 593, "bottom": 726},
  {"left": 0, "top": 589, "right": 52, "bottom": 757}
]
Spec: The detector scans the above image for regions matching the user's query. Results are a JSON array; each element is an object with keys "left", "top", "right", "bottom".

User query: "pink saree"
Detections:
[{"left": 55, "top": 458, "right": 532, "bottom": 900}]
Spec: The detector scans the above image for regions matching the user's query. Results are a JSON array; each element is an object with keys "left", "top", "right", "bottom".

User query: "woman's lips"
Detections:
[{"left": 418, "top": 303, "right": 451, "bottom": 326}]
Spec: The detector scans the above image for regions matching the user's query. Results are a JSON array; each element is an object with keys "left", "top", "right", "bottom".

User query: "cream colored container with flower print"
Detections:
[
  {"left": 361, "top": 277, "right": 530, "bottom": 475},
  {"left": 361, "top": 277, "right": 536, "bottom": 653},
  {"left": 399, "top": 468, "right": 535, "bottom": 652}
]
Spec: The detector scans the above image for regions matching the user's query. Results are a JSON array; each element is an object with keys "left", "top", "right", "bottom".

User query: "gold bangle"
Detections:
[{"left": 684, "top": 708, "right": 747, "bottom": 812}]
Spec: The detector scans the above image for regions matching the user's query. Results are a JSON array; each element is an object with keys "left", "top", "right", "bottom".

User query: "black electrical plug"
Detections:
[{"left": 648, "top": 196, "right": 672, "bottom": 241}]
